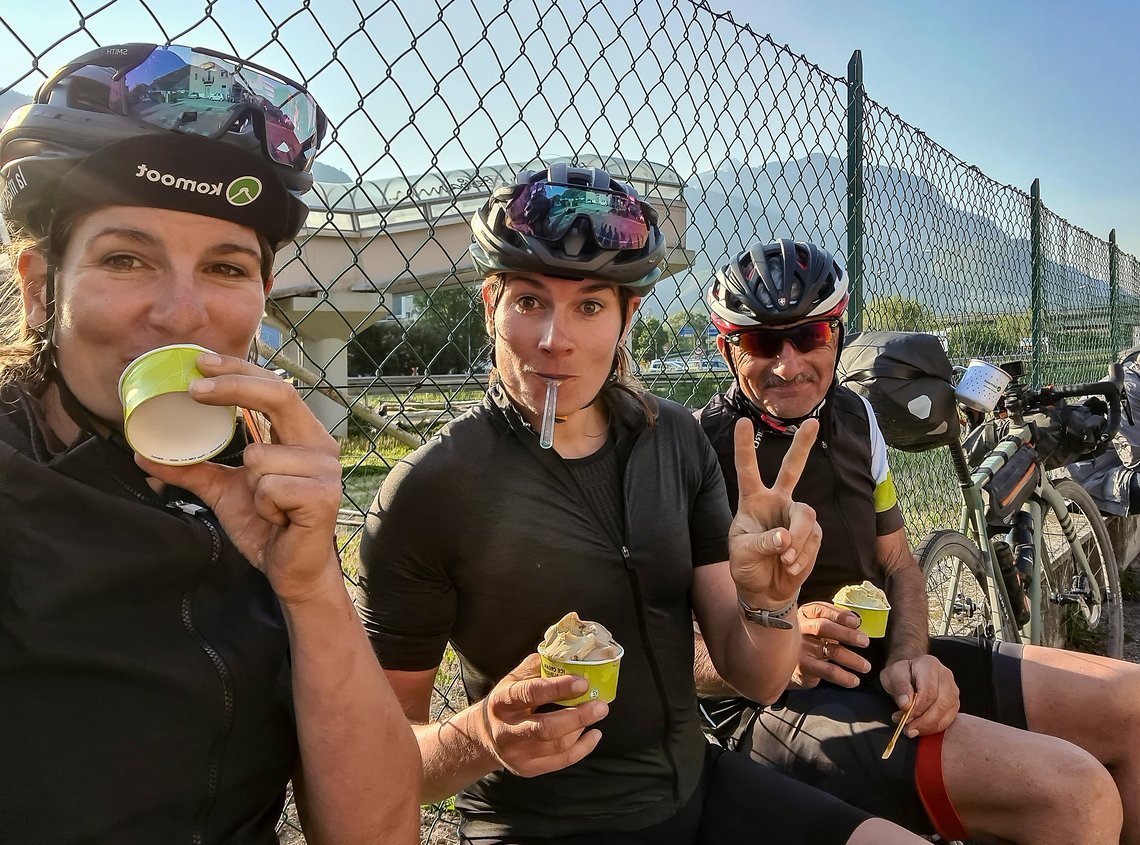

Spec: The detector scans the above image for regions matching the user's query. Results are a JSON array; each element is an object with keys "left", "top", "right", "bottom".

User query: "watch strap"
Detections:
[{"left": 738, "top": 590, "right": 799, "bottom": 630}]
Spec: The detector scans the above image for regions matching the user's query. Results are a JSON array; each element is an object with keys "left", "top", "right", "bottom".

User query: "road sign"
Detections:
[
  {"left": 706, "top": 323, "right": 718, "bottom": 337},
  {"left": 678, "top": 324, "right": 695, "bottom": 338}
]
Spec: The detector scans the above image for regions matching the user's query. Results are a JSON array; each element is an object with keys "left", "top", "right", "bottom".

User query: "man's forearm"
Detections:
[
  {"left": 693, "top": 632, "right": 740, "bottom": 697},
  {"left": 412, "top": 702, "right": 502, "bottom": 804},
  {"left": 885, "top": 562, "right": 930, "bottom": 664},
  {"left": 284, "top": 576, "right": 421, "bottom": 844},
  {"left": 716, "top": 610, "right": 800, "bottom": 704}
]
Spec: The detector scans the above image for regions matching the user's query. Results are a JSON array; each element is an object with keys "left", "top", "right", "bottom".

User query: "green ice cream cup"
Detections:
[
  {"left": 118, "top": 344, "right": 236, "bottom": 466},
  {"left": 538, "top": 644, "right": 624, "bottom": 706},
  {"left": 832, "top": 597, "right": 891, "bottom": 638}
]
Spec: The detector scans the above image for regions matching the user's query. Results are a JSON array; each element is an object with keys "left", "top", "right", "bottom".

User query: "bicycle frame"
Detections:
[{"left": 942, "top": 420, "right": 1105, "bottom": 644}]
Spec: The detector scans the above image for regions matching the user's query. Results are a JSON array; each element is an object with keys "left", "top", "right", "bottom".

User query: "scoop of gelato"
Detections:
[
  {"left": 833, "top": 580, "right": 890, "bottom": 609},
  {"left": 539, "top": 612, "right": 621, "bottom": 662}
]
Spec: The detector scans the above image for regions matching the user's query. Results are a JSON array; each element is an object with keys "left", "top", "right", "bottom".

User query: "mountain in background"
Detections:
[
  {"left": 311, "top": 162, "right": 352, "bottom": 182},
  {"left": 0, "top": 89, "right": 32, "bottom": 124},
  {"left": 643, "top": 152, "right": 1111, "bottom": 322}
]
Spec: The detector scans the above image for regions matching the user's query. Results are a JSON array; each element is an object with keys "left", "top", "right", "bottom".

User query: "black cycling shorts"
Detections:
[
  {"left": 459, "top": 743, "right": 870, "bottom": 845},
  {"left": 744, "top": 635, "right": 1025, "bottom": 834}
]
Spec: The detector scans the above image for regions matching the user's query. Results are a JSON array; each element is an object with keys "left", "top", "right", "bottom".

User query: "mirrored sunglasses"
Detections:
[
  {"left": 504, "top": 181, "right": 650, "bottom": 250},
  {"left": 727, "top": 320, "right": 839, "bottom": 358},
  {"left": 39, "top": 43, "right": 326, "bottom": 170}
]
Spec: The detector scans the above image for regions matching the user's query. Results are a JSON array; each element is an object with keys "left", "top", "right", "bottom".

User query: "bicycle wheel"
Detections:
[
  {"left": 1039, "top": 479, "right": 1123, "bottom": 658},
  {"left": 917, "top": 530, "right": 1004, "bottom": 639}
]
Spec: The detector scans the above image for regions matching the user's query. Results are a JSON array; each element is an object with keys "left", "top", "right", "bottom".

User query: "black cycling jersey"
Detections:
[
  {"left": 359, "top": 383, "right": 732, "bottom": 838},
  {"left": 696, "top": 383, "right": 1028, "bottom": 832},
  {"left": 699, "top": 384, "right": 904, "bottom": 606},
  {"left": 0, "top": 382, "right": 295, "bottom": 843}
]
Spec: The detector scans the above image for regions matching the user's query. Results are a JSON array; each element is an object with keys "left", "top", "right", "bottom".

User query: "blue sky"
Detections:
[
  {"left": 2, "top": 0, "right": 1136, "bottom": 255},
  {"left": 714, "top": 0, "right": 1140, "bottom": 255}
]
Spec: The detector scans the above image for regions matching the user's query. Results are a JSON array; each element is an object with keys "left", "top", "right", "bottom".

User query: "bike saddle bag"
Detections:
[
  {"left": 838, "top": 331, "right": 959, "bottom": 452},
  {"left": 983, "top": 442, "right": 1041, "bottom": 525}
]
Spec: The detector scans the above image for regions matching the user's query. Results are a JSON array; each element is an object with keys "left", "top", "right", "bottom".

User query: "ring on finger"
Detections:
[{"left": 821, "top": 639, "right": 834, "bottom": 660}]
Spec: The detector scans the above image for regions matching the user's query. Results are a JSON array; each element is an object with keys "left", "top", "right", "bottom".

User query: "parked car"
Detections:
[
  {"left": 701, "top": 356, "right": 729, "bottom": 371},
  {"left": 645, "top": 358, "right": 688, "bottom": 374}
]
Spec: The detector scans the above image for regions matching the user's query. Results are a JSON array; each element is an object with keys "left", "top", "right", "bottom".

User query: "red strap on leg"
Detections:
[{"left": 915, "top": 731, "right": 968, "bottom": 841}]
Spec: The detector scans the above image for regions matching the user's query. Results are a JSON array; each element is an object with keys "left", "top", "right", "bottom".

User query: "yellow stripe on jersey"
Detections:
[{"left": 874, "top": 470, "right": 898, "bottom": 514}]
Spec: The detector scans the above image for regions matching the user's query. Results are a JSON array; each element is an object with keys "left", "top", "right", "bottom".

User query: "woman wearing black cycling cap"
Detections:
[
  {"left": 0, "top": 43, "right": 418, "bottom": 843},
  {"left": 358, "top": 164, "right": 932, "bottom": 844}
]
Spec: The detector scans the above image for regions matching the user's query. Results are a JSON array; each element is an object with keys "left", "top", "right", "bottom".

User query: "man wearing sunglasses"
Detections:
[{"left": 694, "top": 239, "right": 1140, "bottom": 845}]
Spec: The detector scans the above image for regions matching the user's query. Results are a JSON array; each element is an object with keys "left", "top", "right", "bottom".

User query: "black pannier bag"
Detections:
[{"left": 838, "top": 331, "right": 959, "bottom": 452}]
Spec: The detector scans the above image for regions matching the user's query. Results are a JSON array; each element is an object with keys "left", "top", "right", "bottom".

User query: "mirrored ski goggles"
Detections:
[
  {"left": 503, "top": 181, "right": 650, "bottom": 250},
  {"left": 38, "top": 43, "right": 326, "bottom": 169},
  {"left": 727, "top": 319, "right": 839, "bottom": 358}
]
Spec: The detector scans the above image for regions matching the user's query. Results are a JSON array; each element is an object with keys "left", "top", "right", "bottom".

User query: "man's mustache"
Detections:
[{"left": 762, "top": 372, "right": 818, "bottom": 389}]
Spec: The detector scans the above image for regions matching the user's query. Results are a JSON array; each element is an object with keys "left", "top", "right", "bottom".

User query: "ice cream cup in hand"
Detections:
[
  {"left": 539, "top": 646, "right": 625, "bottom": 706},
  {"left": 119, "top": 344, "right": 237, "bottom": 466},
  {"left": 832, "top": 581, "right": 892, "bottom": 638},
  {"left": 537, "top": 612, "right": 624, "bottom": 706}
]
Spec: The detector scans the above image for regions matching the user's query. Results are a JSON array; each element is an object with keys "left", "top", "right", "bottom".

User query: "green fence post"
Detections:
[
  {"left": 1109, "top": 229, "right": 1120, "bottom": 354},
  {"left": 1030, "top": 178, "right": 1043, "bottom": 385},
  {"left": 846, "top": 50, "right": 864, "bottom": 332}
]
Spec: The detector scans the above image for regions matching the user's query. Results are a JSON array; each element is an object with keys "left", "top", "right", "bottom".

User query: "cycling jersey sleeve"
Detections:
[
  {"left": 357, "top": 448, "right": 460, "bottom": 672},
  {"left": 859, "top": 395, "right": 905, "bottom": 536}
]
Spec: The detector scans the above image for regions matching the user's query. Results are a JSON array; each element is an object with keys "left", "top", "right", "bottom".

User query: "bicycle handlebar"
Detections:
[{"left": 1005, "top": 362, "right": 1128, "bottom": 445}]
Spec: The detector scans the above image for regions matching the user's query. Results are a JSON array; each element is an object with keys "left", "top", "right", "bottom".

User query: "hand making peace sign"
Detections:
[{"left": 728, "top": 416, "right": 822, "bottom": 609}]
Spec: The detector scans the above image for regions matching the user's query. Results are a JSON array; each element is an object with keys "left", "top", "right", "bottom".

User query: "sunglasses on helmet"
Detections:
[
  {"left": 503, "top": 181, "right": 650, "bottom": 250},
  {"left": 37, "top": 43, "right": 326, "bottom": 170},
  {"left": 726, "top": 320, "right": 839, "bottom": 358}
]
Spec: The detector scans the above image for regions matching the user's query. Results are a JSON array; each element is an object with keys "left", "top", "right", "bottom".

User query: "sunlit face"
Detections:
[
  {"left": 484, "top": 272, "right": 636, "bottom": 427},
  {"left": 718, "top": 320, "right": 838, "bottom": 419},
  {"left": 20, "top": 206, "right": 268, "bottom": 425}
]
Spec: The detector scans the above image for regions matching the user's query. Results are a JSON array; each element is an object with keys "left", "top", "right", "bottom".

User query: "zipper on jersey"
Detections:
[
  {"left": 621, "top": 544, "right": 683, "bottom": 808},
  {"left": 174, "top": 510, "right": 236, "bottom": 845}
]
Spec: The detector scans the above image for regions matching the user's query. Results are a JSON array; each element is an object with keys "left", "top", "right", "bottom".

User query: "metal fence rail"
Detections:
[{"left": 3, "top": 2, "right": 1137, "bottom": 841}]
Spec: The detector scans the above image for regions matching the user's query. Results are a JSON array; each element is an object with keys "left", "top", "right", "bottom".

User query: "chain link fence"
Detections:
[{"left": 3, "top": 1, "right": 1138, "bottom": 841}]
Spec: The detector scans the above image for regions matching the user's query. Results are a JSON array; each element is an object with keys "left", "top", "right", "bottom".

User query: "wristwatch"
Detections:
[{"left": 738, "top": 590, "right": 799, "bottom": 630}]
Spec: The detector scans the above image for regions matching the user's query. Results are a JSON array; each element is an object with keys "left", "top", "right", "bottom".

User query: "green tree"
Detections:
[
  {"left": 631, "top": 315, "right": 667, "bottom": 364},
  {"left": 349, "top": 284, "right": 488, "bottom": 376},
  {"left": 665, "top": 308, "right": 711, "bottom": 357},
  {"left": 863, "top": 295, "right": 935, "bottom": 332},
  {"left": 948, "top": 314, "right": 1026, "bottom": 360}
]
